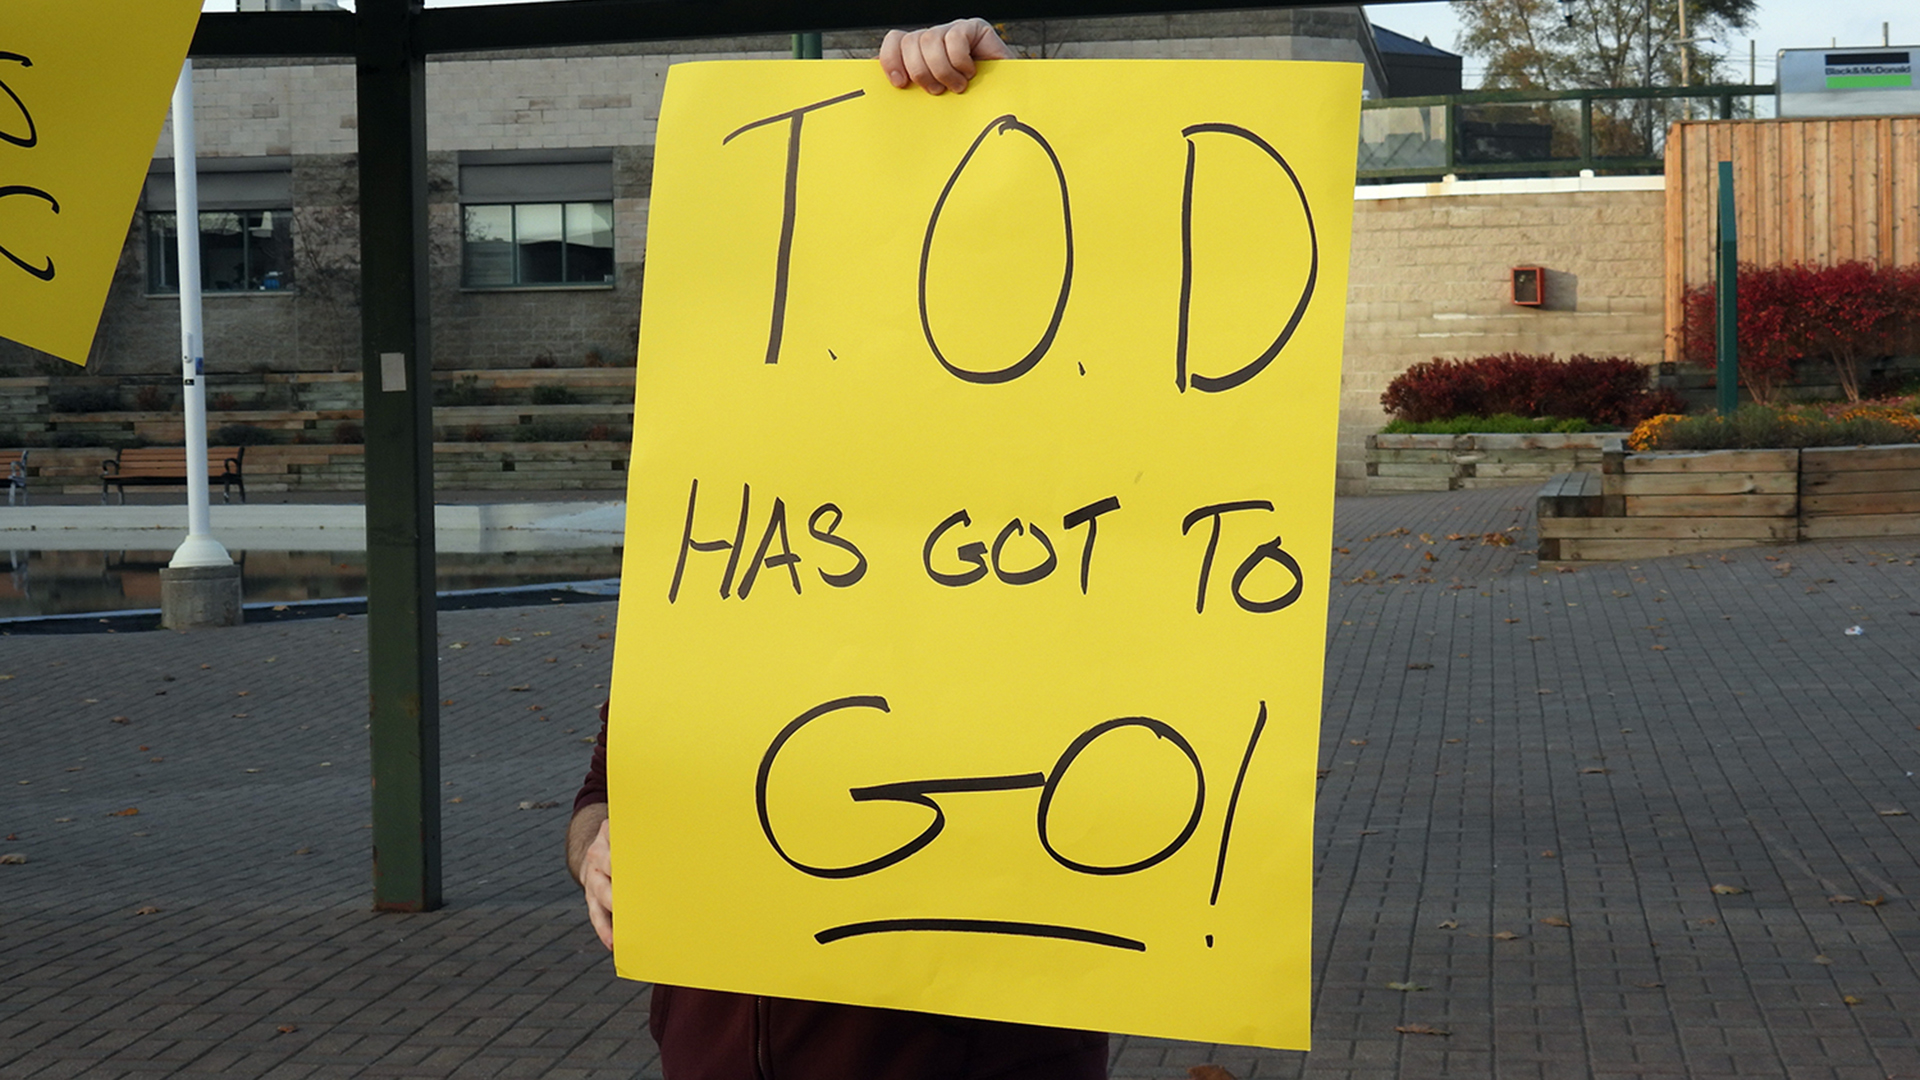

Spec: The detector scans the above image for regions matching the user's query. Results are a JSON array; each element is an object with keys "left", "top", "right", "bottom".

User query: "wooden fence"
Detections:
[{"left": 1664, "top": 116, "right": 1920, "bottom": 364}]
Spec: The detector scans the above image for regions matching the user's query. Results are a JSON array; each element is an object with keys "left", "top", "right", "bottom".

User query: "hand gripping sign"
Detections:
[
  {"left": 609, "top": 59, "right": 1360, "bottom": 1051},
  {"left": 0, "top": 1, "right": 200, "bottom": 365}
]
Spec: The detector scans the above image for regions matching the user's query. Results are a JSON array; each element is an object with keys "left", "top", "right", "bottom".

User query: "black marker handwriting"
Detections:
[
  {"left": 0, "top": 52, "right": 36, "bottom": 149},
  {"left": 756, "top": 695, "right": 1213, "bottom": 881},
  {"left": 724, "top": 89, "right": 865, "bottom": 366},
  {"left": 1175, "top": 124, "right": 1319, "bottom": 394},
  {"left": 919, "top": 115, "right": 1073, "bottom": 384},
  {"left": 671, "top": 480, "right": 869, "bottom": 602},
  {"left": 816, "top": 918, "right": 1145, "bottom": 951}
]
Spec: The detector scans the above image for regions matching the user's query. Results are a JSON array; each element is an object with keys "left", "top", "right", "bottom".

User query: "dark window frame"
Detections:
[
  {"left": 146, "top": 208, "right": 297, "bottom": 295},
  {"left": 460, "top": 200, "right": 616, "bottom": 289}
]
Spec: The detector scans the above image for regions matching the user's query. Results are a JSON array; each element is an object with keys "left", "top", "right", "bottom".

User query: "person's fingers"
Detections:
[
  {"left": 878, "top": 29, "right": 910, "bottom": 88},
  {"left": 941, "top": 23, "right": 981, "bottom": 90},
  {"left": 968, "top": 18, "right": 1012, "bottom": 61},
  {"left": 917, "top": 28, "right": 968, "bottom": 94},
  {"left": 898, "top": 31, "right": 945, "bottom": 94}
]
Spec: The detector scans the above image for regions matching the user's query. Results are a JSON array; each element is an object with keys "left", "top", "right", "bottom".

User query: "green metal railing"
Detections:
[{"left": 1358, "top": 83, "right": 1775, "bottom": 181}]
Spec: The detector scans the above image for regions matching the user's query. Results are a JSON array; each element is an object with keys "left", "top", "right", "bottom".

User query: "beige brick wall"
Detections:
[{"left": 1338, "top": 181, "right": 1666, "bottom": 494}]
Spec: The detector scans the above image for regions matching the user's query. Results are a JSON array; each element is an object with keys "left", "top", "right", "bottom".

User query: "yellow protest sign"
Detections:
[
  {"left": 0, "top": 0, "right": 201, "bottom": 365},
  {"left": 609, "top": 59, "right": 1359, "bottom": 1050}
]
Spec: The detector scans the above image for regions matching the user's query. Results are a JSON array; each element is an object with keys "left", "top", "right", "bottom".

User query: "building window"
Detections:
[
  {"left": 147, "top": 210, "right": 296, "bottom": 293},
  {"left": 458, "top": 149, "right": 616, "bottom": 288},
  {"left": 462, "top": 202, "right": 615, "bottom": 287}
]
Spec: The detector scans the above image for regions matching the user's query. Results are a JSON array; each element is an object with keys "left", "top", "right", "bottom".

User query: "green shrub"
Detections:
[
  {"left": 531, "top": 383, "right": 578, "bottom": 406},
  {"left": 1380, "top": 414, "right": 1594, "bottom": 436},
  {"left": 49, "top": 385, "right": 120, "bottom": 413},
  {"left": 436, "top": 375, "right": 496, "bottom": 407},
  {"left": 1630, "top": 405, "right": 1920, "bottom": 451},
  {"left": 514, "top": 419, "right": 588, "bottom": 442},
  {"left": 213, "top": 423, "right": 277, "bottom": 446}
]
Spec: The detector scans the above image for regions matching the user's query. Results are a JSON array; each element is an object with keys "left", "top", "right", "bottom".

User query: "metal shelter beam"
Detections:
[
  {"left": 355, "top": 0, "right": 442, "bottom": 913},
  {"left": 189, "top": 0, "right": 1427, "bottom": 58}
]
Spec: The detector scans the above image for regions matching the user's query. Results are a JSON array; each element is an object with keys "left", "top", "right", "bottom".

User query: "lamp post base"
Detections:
[{"left": 160, "top": 563, "right": 244, "bottom": 629}]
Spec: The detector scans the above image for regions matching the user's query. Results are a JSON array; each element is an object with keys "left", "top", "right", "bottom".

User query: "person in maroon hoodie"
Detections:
[{"left": 564, "top": 20, "right": 1110, "bottom": 1079}]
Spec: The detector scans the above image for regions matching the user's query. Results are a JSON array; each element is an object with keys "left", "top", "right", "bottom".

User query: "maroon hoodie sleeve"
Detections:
[{"left": 572, "top": 699, "right": 610, "bottom": 816}]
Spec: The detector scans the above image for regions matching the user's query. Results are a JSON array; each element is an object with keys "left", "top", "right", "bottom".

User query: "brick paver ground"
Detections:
[{"left": 5, "top": 487, "right": 1919, "bottom": 1078}]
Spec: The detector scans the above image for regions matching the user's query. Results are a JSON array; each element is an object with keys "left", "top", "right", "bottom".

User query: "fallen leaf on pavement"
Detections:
[
  {"left": 1828, "top": 895, "right": 1855, "bottom": 904},
  {"left": 1634, "top": 981, "right": 1664, "bottom": 989},
  {"left": 1540, "top": 917, "right": 1571, "bottom": 927},
  {"left": 1407, "top": 662, "right": 1433, "bottom": 670},
  {"left": 1862, "top": 895, "right": 1886, "bottom": 907},
  {"left": 1386, "top": 981, "right": 1427, "bottom": 992},
  {"left": 1492, "top": 931, "right": 1523, "bottom": 941},
  {"left": 1580, "top": 767, "right": 1609, "bottom": 775},
  {"left": 1710, "top": 884, "right": 1745, "bottom": 895},
  {"left": 1878, "top": 809, "right": 1908, "bottom": 816},
  {"left": 1437, "top": 920, "right": 1459, "bottom": 930},
  {"left": 1843, "top": 995, "right": 1865, "bottom": 1006},
  {"left": 134, "top": 906, "right": 160, "bottom": 915},
  {"left": 0, "top": 854, "right": 26, "bottom": 865},
  {"left": 1187, "top": 1067, "right": 1236, "bottom": 1080},
  {"left": 1395, "top": 1024, "right": 1450, "bottom": 1037},
  {"left": 110, "top": 716, "right": 131, "bottom": 725},
  {"left": 108, "top": 808, "right": 139, "bottom": 817},
  {"left": 276, "top": 1024, "right": 298, "bottom": 1034},
  {"left": 1349, "top": 739, "right": 1369, "bottom": 746},
  {"left": 1814, "top": 955, "right": 1833, "bottom": 965},
  {"left": 508, "top": 684, "right": 532, "bottom": 692}
]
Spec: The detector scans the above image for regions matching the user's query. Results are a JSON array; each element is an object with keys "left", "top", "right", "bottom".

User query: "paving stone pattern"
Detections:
[{"left": 5, "top": 488, "right": 1920, "bottom": 1078}]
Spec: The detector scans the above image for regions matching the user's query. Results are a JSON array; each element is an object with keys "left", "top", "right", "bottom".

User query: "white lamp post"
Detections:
[{"left": 159, "top": 60, "right": 243, "bottom": 628}]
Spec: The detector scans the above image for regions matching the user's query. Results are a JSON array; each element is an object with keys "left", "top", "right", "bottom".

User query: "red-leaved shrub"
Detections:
[
  {"left": 1381, "top": 353, "right": 1680, "bottom": 426},
  {"left": 1682, "top": 261, "right": 1920, "bottom": 403}
]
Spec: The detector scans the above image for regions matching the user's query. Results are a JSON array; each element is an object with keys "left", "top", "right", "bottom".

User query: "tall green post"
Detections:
[
  {"left": 1716, "top": 160, "right": 1738, "bottom": 417},
  {"left": 356, "top": 0, "right": 442, "bottom": 912},
  {"left": 792, "top": 32, "right": 822, "bottom": 59}
]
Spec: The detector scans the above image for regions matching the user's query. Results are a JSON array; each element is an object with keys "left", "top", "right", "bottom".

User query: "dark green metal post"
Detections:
[
  {"left": 1716, "top": 159, "right": 1739, "bottom": 417},
  {"left": 356, "top": 0, "right": 442, "bottom": 912},
  {"left": 792, "top": 31, "right": 822, "bottom": 58},
  {"left": 1579, "top": 97, "right": 1594, "bottom": 166}
]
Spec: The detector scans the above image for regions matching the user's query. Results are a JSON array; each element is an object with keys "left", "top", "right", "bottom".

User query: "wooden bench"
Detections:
[
  {"left": 101, "top": 446, "right": 246, "bottom": 504},
  {"left": 1534, "top": 470, "right": 1604, "bottom": 561},
  {"left": 3, "top": 450, "right": 25, "bottom": 506}
]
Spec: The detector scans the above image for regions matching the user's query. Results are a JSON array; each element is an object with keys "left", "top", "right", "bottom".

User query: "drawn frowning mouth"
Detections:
[{"left": 814, "top": 918, "right": 1146, "bottom": 951}]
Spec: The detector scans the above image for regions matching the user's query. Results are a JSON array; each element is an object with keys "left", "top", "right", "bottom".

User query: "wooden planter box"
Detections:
[
  {"left": 1366, "top": 432, "right": 1615, "bottom": 493},
  {"left": 1537, "top": 442, "right": 1920, "bottom": 560}
]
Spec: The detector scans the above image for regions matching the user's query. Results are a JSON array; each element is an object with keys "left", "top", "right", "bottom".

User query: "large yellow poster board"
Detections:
[
  {"left": 610, "top": 59, "right": 1359, "bottom": 1050},
  {"left": 0, "top": 1, "right": 201, "bottom": 365}
]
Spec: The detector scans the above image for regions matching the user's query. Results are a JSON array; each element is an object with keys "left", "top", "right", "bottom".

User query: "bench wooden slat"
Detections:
[{"left": 101, "top": 446, "right": 246, "bottom": 504}]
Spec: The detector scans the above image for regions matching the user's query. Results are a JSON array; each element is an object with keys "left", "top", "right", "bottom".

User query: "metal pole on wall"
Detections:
[
  {"left": 793, "top": 31, "right": 822, "bottom": 59},
  {"left": 160, "top": 59, "right": 242, "bottom": 630},
  {"left": 357, "top": 0, "right": 442, "bottom": 912},
  {"left": 1716, "top": 160, "right": 1739, "bottom": 417}
]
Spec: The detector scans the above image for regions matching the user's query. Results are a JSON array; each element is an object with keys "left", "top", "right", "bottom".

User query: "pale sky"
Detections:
[
  {"left": 202, "top": 1, "right": 1915, "bottom": 89},
  {"left": 1367, "top": 1, "right": 1910, "bottom": 87}
]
